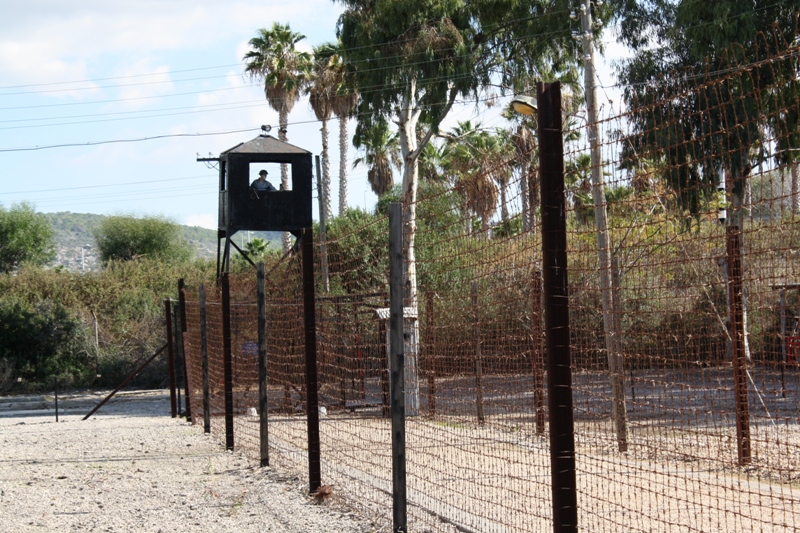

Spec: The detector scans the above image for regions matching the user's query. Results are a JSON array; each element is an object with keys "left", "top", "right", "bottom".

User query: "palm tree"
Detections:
[
  {"left": 353, "top": 119, "right": 400, "bottom": 197},
  {"left": 243, "top": 23, "right": 311, "bottom": 251},
  {"left": 565, "top": 152, "right": 593, "bottom": 224},
  {"left": 442, "top": 121, "right": 499, "bottom": 236},
  {"left": 330, "top": 55, "right": 359, "bottom": 216},
  {"left": 307, "top": 44, "right": 338, "bottom": 223},
  {"left": 513, "top": 121, "right": 538, "bottom": 232}
]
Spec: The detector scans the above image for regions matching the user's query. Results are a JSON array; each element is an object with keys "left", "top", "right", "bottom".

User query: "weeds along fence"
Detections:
[{"left": 178, "top": 40, "right": 800, "bottom": 533}]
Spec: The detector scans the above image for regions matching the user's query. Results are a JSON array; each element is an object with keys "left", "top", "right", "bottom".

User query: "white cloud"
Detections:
[{"left": 0, "top": 1, "right": 342, "bottom": 87}]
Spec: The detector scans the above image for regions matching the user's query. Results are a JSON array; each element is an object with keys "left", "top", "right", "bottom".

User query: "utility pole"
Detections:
[{"left": 577, "top": 0, "right": 628, "bottom": 451}]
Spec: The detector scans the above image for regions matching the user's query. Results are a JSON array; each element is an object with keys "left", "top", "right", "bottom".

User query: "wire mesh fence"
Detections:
[{"left": 179, "top": 35, "right": 800, "bottom": 532}]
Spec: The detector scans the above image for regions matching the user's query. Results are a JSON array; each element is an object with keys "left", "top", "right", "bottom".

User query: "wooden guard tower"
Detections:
[{"left": 208, "top": 133, "right": 313, "bottom": 276}]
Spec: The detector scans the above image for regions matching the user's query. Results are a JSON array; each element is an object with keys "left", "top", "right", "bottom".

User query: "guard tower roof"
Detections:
[{"left": 221, "top": 135, "right": 310, "bottom": 156}]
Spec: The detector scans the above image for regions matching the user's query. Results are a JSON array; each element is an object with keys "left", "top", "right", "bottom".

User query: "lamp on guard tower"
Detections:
[{"left": 199, "top": 130, "right": 313, "bottom": 278}]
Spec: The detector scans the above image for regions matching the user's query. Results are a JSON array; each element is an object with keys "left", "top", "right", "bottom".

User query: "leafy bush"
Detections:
[
  {"left": 0, "top": 296, "right": 91, "bottom": 387},
  {"left": 0, "top": 202, "right": 55, "bottom": 273},
  {"left": 0, "top": 258, "right": 215, "bottom": 390},
  {"left": 94, "top": 214, "right": 192, "bottom": 263}
]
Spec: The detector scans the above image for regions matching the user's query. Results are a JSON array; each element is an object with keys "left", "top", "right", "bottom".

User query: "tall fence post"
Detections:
[
  {"left": 221, "top": 272, "right": 235, "bottom": 451},
  {"left": 164, "top": 298, "right": 178, "bottom": 418},
  {"left": 257, "top": 262, "right": 270, "bottom": 467},
  {"left": 301, "top": 227, "right": 322, "bottom": 494},
  {"left": 178, "top": 279, "right": 192, "bottom": 422},
  {"left": 389, "top": 202, "right": 408, "bottom": 533},
  {"left": 726, "top": 226, "right": 751, "bottom": 465},
  {"left": 538, "top": 81, "right": 578, "bottom": 533},
  {"left": 172, "top": 302, "right": 183, "bottom": 417},
  {"left": 472, "top": 281, "right": 485, "bottom": 424},
  {"left": 199, "top": 284, "right": 211, "bottom": 434}
]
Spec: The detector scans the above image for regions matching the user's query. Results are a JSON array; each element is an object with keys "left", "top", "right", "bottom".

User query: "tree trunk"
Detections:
[
  {"left": 499, "top": 180, "right": 509, "bottom": 223},
  {"left": 728, "top": 173, "right": 752, "bottom": 361},
  {"left": 399, "top": 124, "right": 419, "bottom": 308},
  {"left": 320, "top": 119, "right": 332, "bottom": 223},
  {"left": 339, "top": 115, "right": 349, "bottom": 216},
  {"left": 396, "top": 80, "right": 421, "bottom": 415}
]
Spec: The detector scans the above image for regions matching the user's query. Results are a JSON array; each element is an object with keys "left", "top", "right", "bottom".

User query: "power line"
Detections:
[
  {"left": 0, "top": 101, "right": 266, "bottom": 131},
  {"left": 0, "top": 127, "right": 259, "bottom": 153},
  {"left": 0, "top": 175, "right": 212, "bottom": 195},
  {"left": 0, "top": 83, "right": 260, "bottom": 112},
  {"left": 0, "top": 72, "right": 242, "bottom": 97},
  {"left": 0, "top": 99, "right": 265, "bottom": 125},
  {"left": 0, "top": 63, "right": 240, "bottom": 90}
]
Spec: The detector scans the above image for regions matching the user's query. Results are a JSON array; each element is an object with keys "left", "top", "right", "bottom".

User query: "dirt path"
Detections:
[{"left": 0, "top": 391, "right": 378, "bottom": 533}]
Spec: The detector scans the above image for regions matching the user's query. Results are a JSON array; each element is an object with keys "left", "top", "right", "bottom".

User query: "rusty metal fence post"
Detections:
[
  {"left": 221, "top": 272, "right": 234, "bottom": 451},
  {"left": 257, "top": 262, "right": 270, "bottom": 467},
  {"left": 301, "top": 228, "right": 322, "bottom": 494},
  {"left": 199, "top": 284, "right": 211, "bottom": 434},
  {"left": 164, "top": 298, "right": 177, "bottom": 418},
  {"left": 726, "top": 226, "right": 751, "bottom": 465},
  {"left": 538, "top": 81, "right": 578, "bottom": 533}
]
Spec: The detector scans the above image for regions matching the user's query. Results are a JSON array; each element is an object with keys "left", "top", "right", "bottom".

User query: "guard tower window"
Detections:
[{"left": 249, "top": 163, "right": 288, "bottom": 191}]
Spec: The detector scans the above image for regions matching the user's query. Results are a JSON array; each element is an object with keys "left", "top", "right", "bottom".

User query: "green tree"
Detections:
[
  {"left": 93, "top": 215, "right": 192, "bottom": 263},
  {"left": 0, "top": 296, "right": 89, "bottom": 386},
  {"left": 613, "top": 0, "right": 800, "bottom": 223},
  {"left": 0, "top": 203, "right": 55, "bottom": 273},
  {"left": 336, "top": 0, "right": 580, "bottom": 307}
]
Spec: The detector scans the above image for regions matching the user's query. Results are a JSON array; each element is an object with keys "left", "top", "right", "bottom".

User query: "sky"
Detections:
[{"left": 0, "top": 1, "right": 628, "bottom": 229}]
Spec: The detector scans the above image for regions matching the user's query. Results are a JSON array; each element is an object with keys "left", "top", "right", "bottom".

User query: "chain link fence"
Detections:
[{"left": 178, "top": 36, "right": 800, "bottom": 532}]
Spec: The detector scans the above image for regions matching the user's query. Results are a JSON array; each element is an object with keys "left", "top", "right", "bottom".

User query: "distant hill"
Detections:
[{"left": 43, "top": 212, "right": 281, "bottom": 272}]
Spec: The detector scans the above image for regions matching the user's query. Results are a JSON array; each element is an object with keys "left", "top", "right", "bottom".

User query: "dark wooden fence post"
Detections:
[
  {"left": 199, "top": 284, "right": 211, "bottom": 434},
  {"left": 301, "top": 228, "right": 322, "bottom": 494},
  {"left": 539, "top": 81, "right": 578, "bottom": 533},
  {"left": 257, "top": 262, "right": 270, "bottom": 467},
  {"left": 172, "top": 303, "right": 183, "bottom": 417},
  {"left": 178, "top": 279, "right": 192, "bottom": 422},
  {"left": 389, "top": 203, "right": 408, "bottom": 533},
  {"left": 726, "top": 226, "right": 751, "bottom": 465},
  {"left": 472, "top": 282, "right": 485, "bottom": 424},
  {"left": 164, "top": 298, "right": 177, "bottom": 418},
  {"left": 221, "top": 272, "right": 234, "bottom": 451}
]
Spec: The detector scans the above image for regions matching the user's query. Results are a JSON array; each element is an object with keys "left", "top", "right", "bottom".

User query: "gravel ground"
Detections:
[{"left": 0, "top": 390, "right": 379, "bottom": 533}]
